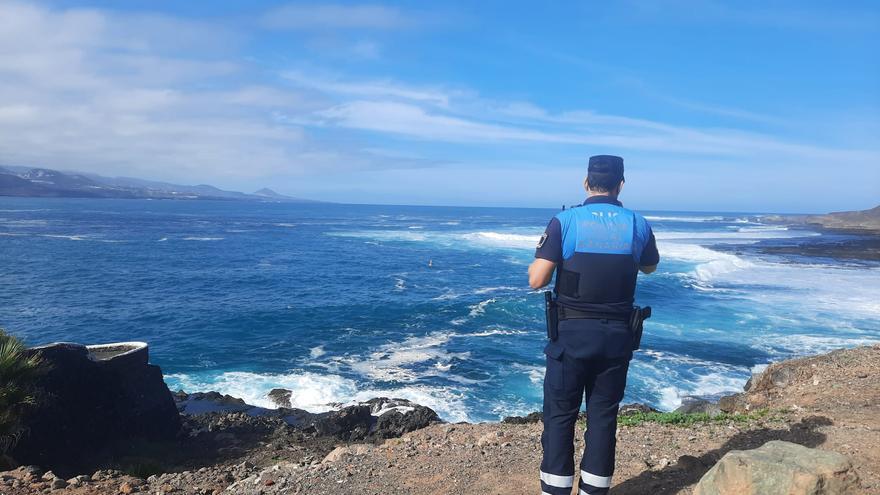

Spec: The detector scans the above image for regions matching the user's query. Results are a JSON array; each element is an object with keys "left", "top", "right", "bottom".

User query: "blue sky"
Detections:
[{"left": 0, "top": 1, "right": 877, "bottom": 212}]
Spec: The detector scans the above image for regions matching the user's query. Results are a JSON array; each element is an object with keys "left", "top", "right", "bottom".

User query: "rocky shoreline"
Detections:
[
  {"left": 762, "top": 205, "right": 880, "bottom": 234},
  {"left": 2, "top": 344, "right": 878, "bottom": 494}
]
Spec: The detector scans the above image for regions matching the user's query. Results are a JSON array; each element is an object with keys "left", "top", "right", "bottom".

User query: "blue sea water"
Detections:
[{"left": 2, "top": 198, "right": 879, "bottom": 422}]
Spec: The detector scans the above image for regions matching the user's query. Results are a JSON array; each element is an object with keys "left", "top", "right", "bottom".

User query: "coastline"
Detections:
[{"left": 3, "top": 343, "right": 878, "bottom": 494}]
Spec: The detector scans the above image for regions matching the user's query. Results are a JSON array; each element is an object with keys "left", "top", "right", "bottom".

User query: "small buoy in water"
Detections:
[{"left": 428, "top": 259, "right": 433, "bottom": 268}]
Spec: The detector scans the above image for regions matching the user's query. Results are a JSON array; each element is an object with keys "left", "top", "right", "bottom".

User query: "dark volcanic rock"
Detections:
[
  {"left": 503, "top": 412, "right": 544, "bottom": 424},
  {"left": 307, "top": 405, "right": 373, "bottom": 440},
  {"left": 12, "top": 343, "right": 181, "bottom": 476},
  {"left": 295, "top": 398, "right": 440, "bottom": 441},
  {"left": 267, "top": 388, "right": 292, "bottom": 408},
  {"left": 368, "top": 400, "right": 441, "bottom": 439}
]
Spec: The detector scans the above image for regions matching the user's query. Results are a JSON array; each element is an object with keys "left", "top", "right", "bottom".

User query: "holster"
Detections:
[
  {"left": 629, "top": 306, "right": 652, "bottom": 351},
  {"left": 544, "top": 291, "right": 559, "bottom": 341}
]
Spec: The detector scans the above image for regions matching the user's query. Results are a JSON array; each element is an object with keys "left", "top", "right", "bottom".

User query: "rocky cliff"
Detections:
[{"left": 10, "top": 343, "right": 181, "bottom": 476}]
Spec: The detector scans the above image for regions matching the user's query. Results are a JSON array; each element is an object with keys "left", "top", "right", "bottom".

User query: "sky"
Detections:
[{"left": 0, "top": 1, "right": 877, "bottom": 212}]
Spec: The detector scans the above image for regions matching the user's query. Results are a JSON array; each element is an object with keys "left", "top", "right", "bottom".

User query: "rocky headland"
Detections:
[
  {"left": 763, "top": 205, "right": 880, "bottom": 234},
  {"left": 2, "top": 344, "right": 878, "bottom": 494}
]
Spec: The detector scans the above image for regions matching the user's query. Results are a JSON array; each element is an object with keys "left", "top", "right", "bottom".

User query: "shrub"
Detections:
[
  {"left": 0, "top": 329, "right": 46, "bottom": 455},
  {"left": 616, "top": 409, "right": 771, "bottom": 428}
]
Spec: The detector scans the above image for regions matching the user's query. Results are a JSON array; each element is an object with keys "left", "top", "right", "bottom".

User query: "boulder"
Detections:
[
  {"left": 12, "top": 342, "right": 181, "bottom": 476},
  {"left": 369, "top": 403, "right": 439, "bottom": 439},
  {"left": 675, "top": 397, "right": 722, "bottom": 416},
  {"left": 307, "top": 405, "right": 373, "bottom": 440},
  {"left": 267, "top": 388, "right": 292, "bottom": 408},
  {"left": 718, "top": 393, "right": 749, "bottom": 413},
  {"left": 301, "top": 398, "right": 439, "bottom": 441},
  {"left": 174, "top": 391, "right": 254, "bottom": 415},
  {"left": 694, "top": 440, "right": 860, "bottom": 495},
  {"left": 749, "top": 363, "right": 796, "bottom": 392}
]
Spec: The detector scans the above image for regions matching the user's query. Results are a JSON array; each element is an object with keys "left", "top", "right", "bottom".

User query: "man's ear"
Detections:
[
  {"left": 617, "top": 180, "right": 625, "bottom": 195},
  {"left": 584, "top": 177, "right": 591, "bottom": 192}
]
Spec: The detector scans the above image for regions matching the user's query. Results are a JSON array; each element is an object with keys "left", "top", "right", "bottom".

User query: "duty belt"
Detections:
[{"left": 557, "top": 305, "right": 630, "bottom": 321}]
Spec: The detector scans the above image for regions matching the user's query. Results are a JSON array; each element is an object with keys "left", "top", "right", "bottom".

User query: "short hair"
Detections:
[{"left": 587, "top": 171, "right": 624, "bottom": 192}]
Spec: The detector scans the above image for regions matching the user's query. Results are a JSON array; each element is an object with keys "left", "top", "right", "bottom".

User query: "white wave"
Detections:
[
  {"left": 659, "top": 372, "right": 747, "bottom": 410},
  {"left": 645, "top": 215, "right": 724, "bottom": 223},
  {"left": 473, "top": 286, "right": 521, "bottom": 294},
  {"left": 157, "top": 237, "right": 168, "bottom": 242},
  {"left": 465, "top": 329, "right": 528, "bottom": 337},
  {"left": 165, "top": 370, "right": 358, "bottom": 412},
  {"left": 327, "top": 229, "right": 541, "bottom": 250},
  {"left": 309, "top": 346, "right": 326, "bottom": 359},
  {"left": 408, "top": 225, "right": 424, "bottom": 229},
  {"left": 712, "top": 260, "right": 880, "bottom": 318},
  {"left": 460, "top": 231, "right": 539, "bottom": 249},
  {"left": 349, "top": 332, "right": 470, "bottom": 382},
  {"left": 394, "top": 278, "right": 406, "bottom": 291},
  {"left": 655, "top": 229, "right": 818, "bottom": 242},
  {"left": 183, "top": 237, "right": 224, "bottom": 241},
  {"left": 165, "top": 370, "right": 473, "bottom": 422},
  {"left": 632, "top": 350, "right": 750, "bottom": 411},
  {"left": 327, "top": 230, "right": 428, "bottom": 243},
  {"left": 658, "top": 242, "right": 753, "bottom": 282},
  {"left": 40, "top": 234, "right": 87, "bottom": 241},
  {"left": 274, "top": 223, "right": 297, "bottom": 228},
  {"left": 431, "top": 290, "right": 461, "bottom": 301},
  {"left": 468, "top": 298, "right": 496, "bottom": 318},
  {"left": 1, "top": 219, "right": 48, "bottom": 226},
  {"left": 352, "top": 385, "right": 471, "bottom": 423},
  {"left": 511, "top": 363, "right": 544, "bottom": 385},
  {"left": 755, "top": 334, "right": 880, "bottom": 358}
]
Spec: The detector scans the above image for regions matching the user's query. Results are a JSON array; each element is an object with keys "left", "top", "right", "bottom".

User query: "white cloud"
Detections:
[
  {"left": 0, "top": 0, "right": 876, "bottom": 208},
  {"left": 0, "top": 1, "right": 396, "bottom": 185},
  {"left": 282, "top": 70, "right": 454, "bottom": 106}
]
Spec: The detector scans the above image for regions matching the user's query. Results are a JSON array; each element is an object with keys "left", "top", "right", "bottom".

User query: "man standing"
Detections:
[{"left": 528, "top": 155, "right": 659, "bottom": 495}]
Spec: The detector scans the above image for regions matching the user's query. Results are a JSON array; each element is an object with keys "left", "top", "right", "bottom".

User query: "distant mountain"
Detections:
[
  {"left": 764, "top": 205, "right": 880, "bottom": 233},
  {"left": 253, "top": 188, "right": 295, "bottom": 200},
  {"left": 0, "top": 166, "right": 320, "bottom": 203}
]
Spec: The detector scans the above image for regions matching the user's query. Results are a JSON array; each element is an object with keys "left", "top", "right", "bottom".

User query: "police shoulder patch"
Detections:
[{"left": 537, "top": 232, "right": 548, "bottom": 248}]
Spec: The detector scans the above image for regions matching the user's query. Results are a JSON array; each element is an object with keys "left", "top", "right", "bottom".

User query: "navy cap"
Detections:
[{"left": 588, "top": 155, "right": 625, "bottom": 182}]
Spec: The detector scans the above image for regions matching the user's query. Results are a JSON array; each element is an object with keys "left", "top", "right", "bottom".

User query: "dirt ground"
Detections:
[{"left": 1, "top": 345, "right": 878, "bottom": 494}]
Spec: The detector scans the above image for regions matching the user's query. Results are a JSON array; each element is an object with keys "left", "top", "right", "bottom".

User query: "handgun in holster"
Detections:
[
  {"left": 629, "top": 306, "right": 652, "bottom": 351},
  {"left": 544, "top": 291, "right": 559, "bottom": 341}
]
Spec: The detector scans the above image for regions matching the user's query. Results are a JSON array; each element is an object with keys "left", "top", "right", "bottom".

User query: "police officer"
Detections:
[{"left": 528, "top": 155, "right": 659, "bottom": 495}]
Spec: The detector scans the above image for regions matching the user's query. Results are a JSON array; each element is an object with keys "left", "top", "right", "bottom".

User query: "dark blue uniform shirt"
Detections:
[{"left": 535, "top": 196, "right": 659, "bottom": 314}]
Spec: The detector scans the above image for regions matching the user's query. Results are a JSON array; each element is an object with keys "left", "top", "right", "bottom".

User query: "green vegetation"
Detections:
[
  {"left": 0, "top": 329, "right": 46, "bottom": 455},
  {"left": 616, "top": 409, "right": 771, "bottom": 428}
]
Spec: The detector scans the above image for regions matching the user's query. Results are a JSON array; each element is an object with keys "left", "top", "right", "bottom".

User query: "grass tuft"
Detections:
[{"left": 615, "top": 409, "right": 771, "bottom": 428}]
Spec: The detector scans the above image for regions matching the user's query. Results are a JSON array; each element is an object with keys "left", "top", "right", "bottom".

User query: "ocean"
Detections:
[{"left": 2, "top": 198, "right": 878, "bottom": 423}]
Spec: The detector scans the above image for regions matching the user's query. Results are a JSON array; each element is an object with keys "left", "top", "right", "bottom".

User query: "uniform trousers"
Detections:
[{"left": 539, "top": 318, "right": 632, "bottom": 495}]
